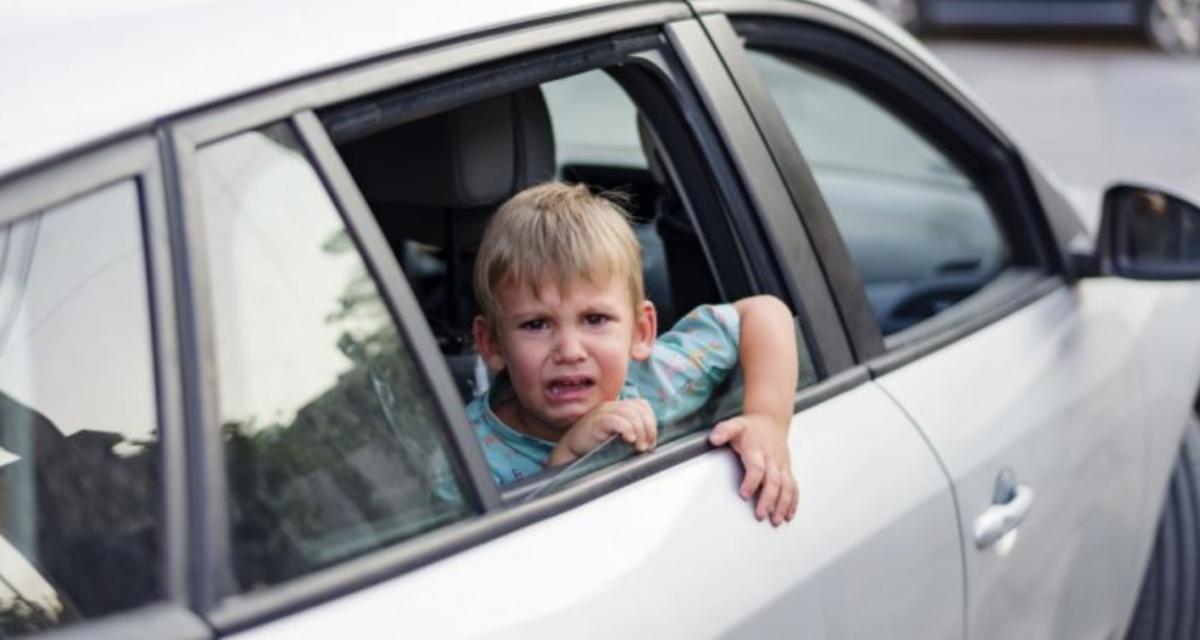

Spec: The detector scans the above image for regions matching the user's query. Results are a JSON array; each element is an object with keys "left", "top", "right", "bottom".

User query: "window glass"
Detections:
[
  {"left": 543, "top": 70, "right": 647, "bottom": 170},
  {"left": 0, "top": 181, "right": 160, "bottom": 635},
  {"left": 196, "top": 123, "right": 473, "bottom": 592},
  {"left": 747, "top": 50, "right": 1009, "bottom": 335}
]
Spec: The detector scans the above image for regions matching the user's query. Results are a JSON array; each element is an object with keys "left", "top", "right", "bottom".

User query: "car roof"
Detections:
[
  {"left": 0, "top": 0, "right": 982, "bottom": 180},
  {"left": 0, "top": 0, "right": 636, "bottom": 178}
]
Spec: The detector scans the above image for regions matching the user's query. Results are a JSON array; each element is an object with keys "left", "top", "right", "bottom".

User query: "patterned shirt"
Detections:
[{"left": 469, "top": 303, "right": 741, "bottom": 487}]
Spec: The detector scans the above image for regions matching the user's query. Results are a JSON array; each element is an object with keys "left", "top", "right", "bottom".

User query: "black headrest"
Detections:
[{"left": 342, "top": 87, "right": 556, "bottom": 209}]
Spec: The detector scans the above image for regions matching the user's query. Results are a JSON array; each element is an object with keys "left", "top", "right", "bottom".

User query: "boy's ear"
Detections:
[
  {"left": 473, "top": 315, "right": 507, "bottom": 372},
  {"left": 629, "top": 300, "right": 657, "bottom": 361}
]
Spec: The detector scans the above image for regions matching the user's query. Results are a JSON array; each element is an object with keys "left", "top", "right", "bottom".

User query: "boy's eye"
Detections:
[
  {"left": 584, "top": 313, "right": 610, "bottom": 326},
  {"left": 519, "top": 319, "right": 547, "bottom": 331}
]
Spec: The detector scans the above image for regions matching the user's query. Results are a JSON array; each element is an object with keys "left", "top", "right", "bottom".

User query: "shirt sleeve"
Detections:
[{"left": 625, "top": 303, "right": 741, "bottom": 426}]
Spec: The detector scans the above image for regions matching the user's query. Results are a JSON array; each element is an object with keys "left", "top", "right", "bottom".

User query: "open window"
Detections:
[{"left": 317, "top": 34, "right": 766, "bottom": 493}]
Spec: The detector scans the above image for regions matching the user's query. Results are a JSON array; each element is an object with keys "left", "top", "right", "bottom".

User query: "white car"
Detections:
[{"left": 2, "top": 0, "right": 1200, "bottom": 638}]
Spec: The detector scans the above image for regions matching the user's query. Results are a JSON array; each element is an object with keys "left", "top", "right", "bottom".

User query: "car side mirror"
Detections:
[{"left": 1085, "top": 185, "right": 1200, "bottom": 280}]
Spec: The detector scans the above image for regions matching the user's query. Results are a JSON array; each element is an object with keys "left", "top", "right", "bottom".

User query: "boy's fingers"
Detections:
[
  {"left": 607, "top": 403, "right": 650, "bottom": 451},
  {"left": 603, "top": 413, "right": 637, "bottom": 444},
  {"left": 635, "top": 399, "right": 655, "bottom": 451},
  {"left": 784, "top": 475, "right": 800, "bottom": 521},
  {"left": 739, "top": 450, "right": 766, "bottom": 499},
  {"left": 757, "top": 465, "right": 781, "bottom": 522},
  {"left": 623, "top": 403, "right": 651, "bottom": 451},
  {"left": 709, "top": 418, "right": 745, "bottom": 447},
  {"left": 774, "top": 473, "right": 796, "bottom": 526}
]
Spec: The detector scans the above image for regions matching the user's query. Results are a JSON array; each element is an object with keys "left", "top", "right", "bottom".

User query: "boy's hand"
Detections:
[
  {"left": 548, "top": 399, "right": 657, "bottom": 467},
  {"left": 709, "top": 414, "right": 798, "bottom": 526}
]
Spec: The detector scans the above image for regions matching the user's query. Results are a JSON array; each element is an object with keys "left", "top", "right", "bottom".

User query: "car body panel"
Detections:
[
  {"left": 875, "top": 278, "right": 1200, "bottom": 638},
  {"left": 231, "top": 383, "right": 963, "bottom": 639}
]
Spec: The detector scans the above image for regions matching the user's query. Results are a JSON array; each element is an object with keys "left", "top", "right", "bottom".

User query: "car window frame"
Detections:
[
  {"left": 665, "top": 18, "right": 855, "bottom": 376},
  {"left": 696, "top": 4, "right": 1069, "bottom": 367},
  {"left": 314, "top": 27, "right": 840, "bottom": 500},
  {"left": 158, "top": 3, "right": 842, "bottom": 633},
  {"left": 170, "top": 111, "right": 501, "bottom": 625},
  {"left": 0, "top": 137, "right": 205, "bottom": 639}
]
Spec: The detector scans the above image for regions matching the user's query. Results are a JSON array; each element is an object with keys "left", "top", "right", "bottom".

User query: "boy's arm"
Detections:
[{"left": 708, "top": 295, "right": 800, "bottom": 526}]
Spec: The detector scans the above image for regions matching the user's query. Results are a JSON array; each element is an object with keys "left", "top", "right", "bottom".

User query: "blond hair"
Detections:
[{"left": 474, "top": 182, "right": 643, "bottom": 324}]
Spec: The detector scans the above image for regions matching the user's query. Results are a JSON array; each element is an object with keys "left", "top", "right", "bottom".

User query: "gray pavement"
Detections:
[{"left": 926, "top": 37, "right": 1200, "bottom": 226}]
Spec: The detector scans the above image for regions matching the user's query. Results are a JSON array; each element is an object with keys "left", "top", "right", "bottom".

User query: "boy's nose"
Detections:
[{"left": 552, "top": 329, "right": 587, "bottom": 362}]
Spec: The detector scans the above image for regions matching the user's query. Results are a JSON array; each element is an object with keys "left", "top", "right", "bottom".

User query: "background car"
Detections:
[
  {"left": 3, "top": 0, "right": 1200, "bottom": 638},
  {"left": 865, "top": 0, "right": 1200, "bottom": 52}
]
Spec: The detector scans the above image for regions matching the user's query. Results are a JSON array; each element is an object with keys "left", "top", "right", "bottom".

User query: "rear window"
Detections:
[{"left": 0, "top": 180, "right": 161, "bottom": 635}]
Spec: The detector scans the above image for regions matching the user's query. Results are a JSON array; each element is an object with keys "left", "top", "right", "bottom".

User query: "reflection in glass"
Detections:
[
  {"left": 0, "top": 181, "right": 160, "bottom": 635},
  {"left": 747, "top": 50, "right": 1009, "bottom": 334},
  {"left": 197, "top": 123, "right": 472, "bottom": 592},
  {"left": 1116, "top": 188, "right": 1200, "bottom": 270}
]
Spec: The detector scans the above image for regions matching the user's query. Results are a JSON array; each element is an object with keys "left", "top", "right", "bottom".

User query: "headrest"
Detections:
[{"left": 341, "top": 87, "right": 556, "bottom": 209}]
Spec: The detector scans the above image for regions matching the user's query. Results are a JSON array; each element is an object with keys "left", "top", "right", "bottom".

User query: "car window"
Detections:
[
  {"left": 745, "top": 50, "right": 1009, "bottom": 335},
  {"left": 195, "top": 122, "right": 475, "bottom": 593},
  {"left": 544, "top": 70, "right": 647, "bottom": 170},
  {"left": 325, "top": 52, "right": 817, "bottom": 494},
  {"left": 0, "top": 180, "right": 161, "bottom": 635}
]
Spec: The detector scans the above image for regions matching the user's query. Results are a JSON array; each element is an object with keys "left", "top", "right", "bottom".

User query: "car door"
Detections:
[
  {"left": 700, "top": 4, "right": 1157, "bottom": 638},
  {"left": 164, "top": 6, "right": 965, "bottom": 638}
]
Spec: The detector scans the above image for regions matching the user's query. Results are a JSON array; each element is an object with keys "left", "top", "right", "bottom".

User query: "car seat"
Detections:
[{"left": 338, "top": 87, "right": 556, "bottom": 401}]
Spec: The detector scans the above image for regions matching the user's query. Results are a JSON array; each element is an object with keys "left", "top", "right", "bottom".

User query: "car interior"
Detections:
[{"left": 328, "top": 70, "right": 726, "bottom": 405}]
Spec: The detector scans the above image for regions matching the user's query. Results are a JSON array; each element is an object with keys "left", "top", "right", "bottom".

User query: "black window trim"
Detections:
[
  {"left": 0, "top": 137, "right": 204, "bottom": 637},
  {"left": 666, "top": 18, "right": 856, "bottom": 377},
  {"left": 709, "top": 7, "right": 1066, "bottom": 371},
  {"left": 698, "top": 14, "right": 884, "bottom": 364}
]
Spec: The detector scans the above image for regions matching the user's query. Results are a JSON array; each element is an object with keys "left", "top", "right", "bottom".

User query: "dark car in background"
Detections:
[{"left": 866, "top": 0, "right": 1200, "bottom": 51}]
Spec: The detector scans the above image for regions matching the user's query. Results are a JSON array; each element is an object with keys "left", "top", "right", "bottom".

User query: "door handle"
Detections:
[{"left": 973, "top": 471, "right": 1035, "bottom": 549}]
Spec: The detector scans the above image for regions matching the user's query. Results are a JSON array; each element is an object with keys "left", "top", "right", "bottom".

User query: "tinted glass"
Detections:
[
  {"left": 747, "top": 50, "right": 1009, "bottom": 334},
  {"left": 0, "top": 181, "right": 160, "bottom": 635},
  {"left": 196, "top": 123, "right": 472, "bottom": 591}
]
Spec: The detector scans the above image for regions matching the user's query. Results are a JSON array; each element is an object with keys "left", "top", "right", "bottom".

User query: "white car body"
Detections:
[{"left": 3, "top": 1, "right": 1200, "bottom": 639}]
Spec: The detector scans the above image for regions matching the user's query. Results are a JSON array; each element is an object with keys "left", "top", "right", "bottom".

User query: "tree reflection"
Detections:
[
  {"left": 221, "top": 229, "right": 467, "bottom": 591},
  {"left": 0, "top": 391, "right": 158, "bottom": 635}
]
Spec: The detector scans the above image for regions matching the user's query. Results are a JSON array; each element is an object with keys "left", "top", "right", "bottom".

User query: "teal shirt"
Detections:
[{"left": 468, "top": 303, "right": 741, "bottom": 487}]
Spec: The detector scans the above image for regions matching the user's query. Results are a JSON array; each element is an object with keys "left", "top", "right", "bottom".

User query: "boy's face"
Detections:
[{"left": 474, "top": 275, "right": 656, "bottom": 442}]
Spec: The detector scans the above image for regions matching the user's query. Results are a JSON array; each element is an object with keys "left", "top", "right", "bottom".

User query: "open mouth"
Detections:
[{"left": 546, "top": 376, "right": 595, "bottom": 398}]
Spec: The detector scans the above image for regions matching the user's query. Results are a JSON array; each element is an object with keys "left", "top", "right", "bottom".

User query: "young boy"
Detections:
[{"left": 470, "top": 182, "right": 799, "bottom": 525}]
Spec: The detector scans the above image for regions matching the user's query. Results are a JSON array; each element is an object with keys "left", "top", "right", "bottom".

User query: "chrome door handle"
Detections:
[{"left": 973, "top": 484, "right": 1035, "bottom": 549}]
